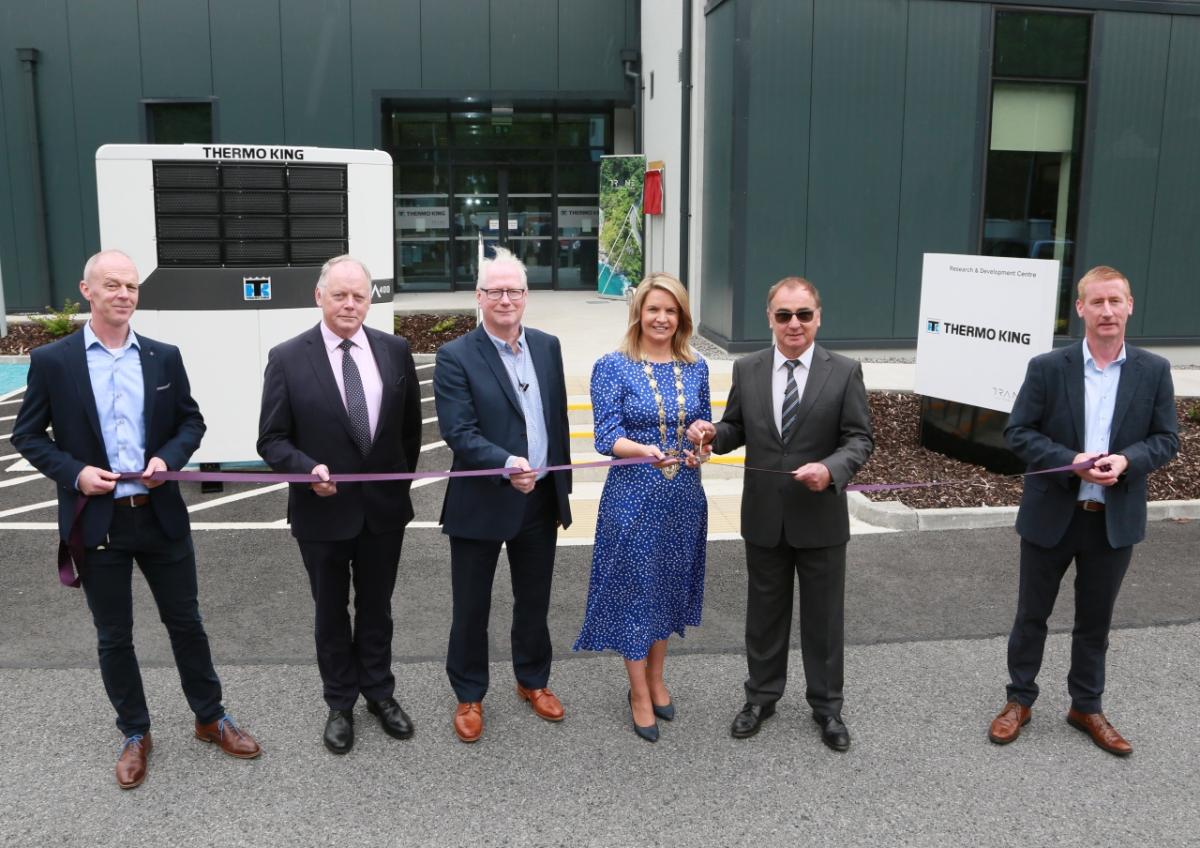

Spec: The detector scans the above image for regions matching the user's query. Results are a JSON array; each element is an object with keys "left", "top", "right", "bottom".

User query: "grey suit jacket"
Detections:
[
  {"left": 713, "top": 344, "right": 874, "bottom": 549},
  {"left": 1005, "top": 342, "right": 1178, "bottom": 550}
]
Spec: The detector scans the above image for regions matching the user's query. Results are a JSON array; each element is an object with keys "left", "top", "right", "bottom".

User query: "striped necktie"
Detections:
[
  {"left": 339, "top": 339, "right": 373, "bottom": 456},
  {"left": 781, "top": 359, "right": 800, "bottom": 442}
]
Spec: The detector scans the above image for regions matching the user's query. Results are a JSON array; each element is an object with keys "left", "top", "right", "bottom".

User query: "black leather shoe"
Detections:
[
  {"left": 324, "top": 709, "right": 354, "bottom": 754},
  {"left": 652, "top": 701, "right": 675, "bottom": 722},
  {"left": 628, "top": 690, "right": 659, "bottom": 743},
  {"left": 367, "top": 697, "right": 414, "bottom": 740},
  {"left": 731, "top": 702, "right": 775, "bottom": 739},
  {"left": 813, "top": 712, "right": 850, "bottom": 752}
]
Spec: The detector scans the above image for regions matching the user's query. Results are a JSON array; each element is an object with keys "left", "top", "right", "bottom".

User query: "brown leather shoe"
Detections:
[
  {"left": 115, "top": 732, "right": 152, "bottom": 790},
  {"left": 1066, "top": 708, "right": 1132, "bottom": 756},
  {"left": 195, "top": 715, "right": 262, "bottom": 759},
  {"left": 988, "top": 701, "right": 1031, "bottom": 745},
  {"left": 454, "top": 702, "right": 483, "bottom": 743},
  {"left": 516, "top": 684, "right": 564, "bottom": 722}
]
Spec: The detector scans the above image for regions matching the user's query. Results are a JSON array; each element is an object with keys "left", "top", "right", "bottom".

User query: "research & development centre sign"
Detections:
[{"left": 915, "top": 254, "right": 1059, "bottom": 413}]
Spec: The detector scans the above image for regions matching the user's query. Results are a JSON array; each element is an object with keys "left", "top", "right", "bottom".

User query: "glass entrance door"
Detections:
[{"left": 452, "top": 166, "right": 554, "bottom": 288}]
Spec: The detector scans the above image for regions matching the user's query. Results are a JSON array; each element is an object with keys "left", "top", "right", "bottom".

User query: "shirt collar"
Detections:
[
  {"left": 774, "top": 343, "right": 815, "bottom": 372},
  {"left": 83, "top": 320, "right": 139, "bottom": 353},
  {"left": 1081, "top": 338, "right": 1126, "bottom": 370},
  {"left": 485, "top": 325, "right": 526, "bottom": 355},
  {"left": 320, "top": 320, "right": 369, "bottom": 353}
]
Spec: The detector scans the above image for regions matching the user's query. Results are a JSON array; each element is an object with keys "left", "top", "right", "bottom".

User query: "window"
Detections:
[
  {"left": 982, "top": 11, "right": 1090, "bottom": 333},
  {"left": 146, "top": 102, "right": 213, "bottom": 144}
]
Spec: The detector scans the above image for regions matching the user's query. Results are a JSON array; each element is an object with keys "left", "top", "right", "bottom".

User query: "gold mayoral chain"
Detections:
[{"left": 643, "top": 359, "right": 687, "bottom": 480}]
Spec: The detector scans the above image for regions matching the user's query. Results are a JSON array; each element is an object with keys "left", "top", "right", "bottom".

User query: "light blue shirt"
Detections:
[
  {"left": 485, "top": 326, "right": 549, "bottom": 480},
  {"left": 82, "top": 322, "right": 147, "bottom": 497},
  {"left": 1079, "top": 338, "right": 1126, "bottom": 504}
]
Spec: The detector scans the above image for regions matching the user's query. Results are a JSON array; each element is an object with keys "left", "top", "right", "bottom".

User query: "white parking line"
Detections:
[
  {"left": 0, "top": 473, "right": 45, "bottom": 488},
  {"left": 0, "top": 453, "right": 19, "bottom": 461},
  {"left": 0, "top": 415, "right": 15, "bottom": 422},
  {"left": 0, "top": 399, "right": 23, "bottom": 406},
  {"left": 415, "top": 363, "right": 433, "bottom": 371},
  {"left": 422, "top": 415, "right": 438, "bottom": 424},
  {"left": 188, "top": 482, "right": 288, "bottom": 513},
  {"left": 0, "top": 387, "right": 26, "bottom": 402},
  {"left": 419, "top": 379, "right": 432, "bottom": 386},
  {"left": 421, "top": 396, "right": 434, "bottom": 403},
  {"left": 0, "top": 499, "right": 57, "bottom": 518},
  {"left": 420, "top": 440, "right": 446, "bottom": 452}
]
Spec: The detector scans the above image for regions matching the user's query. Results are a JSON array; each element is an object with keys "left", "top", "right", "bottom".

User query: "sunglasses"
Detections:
[{"left": 772, "top": 308, "right": 816, "bottom": 324}]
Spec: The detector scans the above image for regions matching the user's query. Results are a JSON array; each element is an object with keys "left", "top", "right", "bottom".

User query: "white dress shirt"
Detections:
[{"left": 772, "top": 343, "right": 815, "bottom": 438}]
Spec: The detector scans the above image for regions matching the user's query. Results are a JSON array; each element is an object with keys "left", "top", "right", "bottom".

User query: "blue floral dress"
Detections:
[{"left": 574, "top": 352, "right": 710, "bottom": 660}]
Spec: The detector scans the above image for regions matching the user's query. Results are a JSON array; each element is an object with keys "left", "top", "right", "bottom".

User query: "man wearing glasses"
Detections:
[
  {"left": 433, "top": 247, "right": 573, "bottom": 743},
  {"left": 687, "top": 277, "right": 873, "bottom": 750}
]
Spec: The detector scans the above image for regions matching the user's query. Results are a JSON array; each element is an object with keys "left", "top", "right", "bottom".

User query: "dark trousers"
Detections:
[
  {"left": 297, "top": 528, "right": 404, "bottom": 710},
  {"left": 743, "top": 538, "right": 846, "bottom": 716},
  {"left": 79, "top": 505, "right": 223, "bottom": 737},
  {"left": 1006, "top": 509, "right": 1133, "bottom": 713},
  {"left": 446, "top": 481, "right": 558, "bottom": 703}
]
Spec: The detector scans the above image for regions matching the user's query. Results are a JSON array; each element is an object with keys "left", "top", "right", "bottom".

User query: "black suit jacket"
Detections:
[
  {"left": 712, "top": 344, "right": 874, "bottom": 549},
  {"left": 1005, "top": 342, "right": 1178, "bottom": 549},
  {"left": 12, "top": 329, "right": 205, "bottom": 546},
  {"left": 257, "top": 324, "right": 422, "bottom": 542},
  {"left": 434, "top": 325, "right": 572, "bottom": 540}
]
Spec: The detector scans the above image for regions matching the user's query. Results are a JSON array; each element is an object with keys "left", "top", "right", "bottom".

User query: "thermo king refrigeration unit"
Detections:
[{"left": 94, "top": 143, "right": 394, "bottom": 464}]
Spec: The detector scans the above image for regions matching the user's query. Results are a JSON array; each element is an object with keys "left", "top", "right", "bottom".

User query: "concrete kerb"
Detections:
[{"left": 849, "top": 491, "right": 1200, "bottom": 531}]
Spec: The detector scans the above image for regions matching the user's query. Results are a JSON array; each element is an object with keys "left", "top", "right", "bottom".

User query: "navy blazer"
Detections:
[
  {"left": 12, "top": 329, "right": 205, "bottom": 547},
  {"left": 257, "top": 324, "right": 422, "bottom": 542},
  {"left": 434, "top": 325, "right": 572, "bottom": 540},
  {"left": 1005, "top": 342, "right": 1178, "bottom": 549}
]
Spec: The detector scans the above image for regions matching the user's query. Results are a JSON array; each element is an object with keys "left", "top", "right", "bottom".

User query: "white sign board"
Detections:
[
  {"left": 395, "top": 206, "right": 449, "bottom": 231},
  {"left": 558, "top": 205, "right": 597, "bottom": 232},
  {"left": 915, "top": 253, "right": 1059, "bottom": 413}
]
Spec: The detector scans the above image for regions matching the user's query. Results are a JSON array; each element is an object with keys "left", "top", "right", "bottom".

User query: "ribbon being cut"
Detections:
[{"left": 54, "top": 454, "right": 1107, "bottom": 588}]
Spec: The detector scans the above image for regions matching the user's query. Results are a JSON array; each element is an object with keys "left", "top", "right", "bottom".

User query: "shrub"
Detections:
[{"left": 33, "top": 299, "right": 81, "bottom": 338}]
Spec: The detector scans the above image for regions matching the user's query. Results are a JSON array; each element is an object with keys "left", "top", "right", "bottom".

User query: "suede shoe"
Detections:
[
  {"left": 366, "top": 697, "right": 415, "bottom": 740},
  {"left": 516, "top": 684, "right": 564, "bottom": 722},
  {"left": 730, "top": 702, "right": 775, "bottom": 739},
  {"left": 454, "top": 702, "right": 483, "bottom": 743},
  {"left": 195, "top": 714, "right": 262, "bottom": 759},
  {"left": 115, "top": 732, "right": 152, "bottom": 790},
  {"left": 1066, "top": 708, "right": 1132, "bottom": 756},
  {"left": 814, "top": 712, "right": 851, "bottom": 752},
  {"left": 988, "top": 701, "right": 1032, "bottom": 745},
  {"left": 323, "top": 709, "right": 354, "bottom": 755}
]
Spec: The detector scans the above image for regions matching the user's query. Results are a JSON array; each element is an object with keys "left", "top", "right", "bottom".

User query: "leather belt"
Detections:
[
  {"left": 114, "top": 494, "right": 150, "bottom": 508},
  {"left": 1079, "top": 500, "right": 1105, "bottom": 512}
]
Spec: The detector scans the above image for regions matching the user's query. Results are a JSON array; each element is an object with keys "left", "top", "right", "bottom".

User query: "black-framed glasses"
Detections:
[
  {"left": 481, "top": 287, "right": 528, "bottom": 302},
  {"left": 772, "top": 308, "right": 816, "bottom": 324}
]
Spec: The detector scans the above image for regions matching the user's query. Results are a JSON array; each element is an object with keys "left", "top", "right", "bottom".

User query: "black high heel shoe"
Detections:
[
  {"left": 628, "top": 690, "right": 659, "bottom": 743},
  {"left": 652, "top": 700, "right": 675, "bottom": 722}
]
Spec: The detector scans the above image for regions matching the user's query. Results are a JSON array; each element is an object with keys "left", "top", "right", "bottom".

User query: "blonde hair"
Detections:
[
  {"left": 1076, "top": 266, "right": 1131, "bottom": 300},
  {"left": 618, "top": 273, "right": 697, "bottom": 363}
]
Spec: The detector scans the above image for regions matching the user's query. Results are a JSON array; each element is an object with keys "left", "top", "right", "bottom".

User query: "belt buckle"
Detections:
[{"left": 1080, "top": 500, "right": 1104, "bottom": 512}]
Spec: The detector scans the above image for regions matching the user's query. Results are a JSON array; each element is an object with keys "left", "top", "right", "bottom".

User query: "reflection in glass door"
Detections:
[{"left": 506, "top": 166, "right": 553, "bottom": 287}]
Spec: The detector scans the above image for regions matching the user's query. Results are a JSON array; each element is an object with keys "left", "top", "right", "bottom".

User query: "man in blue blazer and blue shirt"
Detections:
[
  {"left": 13, "top": 250, "right": 261, "bottom": 789},
  {"left": 434, "top": 247, "right": 572, "bottom": 743},
  {"left": 989, "top": 265, "right": 1179, "bottom": 756}
]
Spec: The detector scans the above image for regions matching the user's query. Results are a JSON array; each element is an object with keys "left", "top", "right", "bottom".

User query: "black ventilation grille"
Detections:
[{"left": 153, "top": 162, "right": 350, "bottom": 268}]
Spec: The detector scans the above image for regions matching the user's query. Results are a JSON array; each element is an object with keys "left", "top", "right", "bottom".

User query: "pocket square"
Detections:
[{"left": 156, "top": 383, "right": 172, "bottom": 391}]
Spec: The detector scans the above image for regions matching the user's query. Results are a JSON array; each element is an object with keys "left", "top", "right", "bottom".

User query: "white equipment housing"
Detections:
[{"left": 95, "top": 144, "right": 394, "bottom": 464}]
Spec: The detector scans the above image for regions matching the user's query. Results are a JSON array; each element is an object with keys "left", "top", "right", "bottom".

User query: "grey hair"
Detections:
[
  {"left": 82, "top": 249, "right": 136, "bottom": 283},
  {"left": 477, "top": 246, "right": 527, "bottom": 290},
  {"left": 317, "top": 255, "right": 371, "bottom": 289}
]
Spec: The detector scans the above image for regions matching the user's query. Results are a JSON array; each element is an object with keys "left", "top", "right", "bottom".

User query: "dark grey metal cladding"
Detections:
[{"left": 138, "top": 267, "right": 394, "bottom": 309}]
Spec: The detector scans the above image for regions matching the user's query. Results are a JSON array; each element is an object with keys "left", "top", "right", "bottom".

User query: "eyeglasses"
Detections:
[
  {"left": 481, "top": 287, "right": 528, "bottom": 302},
  {"left": 772, "top": 309, "right": 816, "bottom": 324}
]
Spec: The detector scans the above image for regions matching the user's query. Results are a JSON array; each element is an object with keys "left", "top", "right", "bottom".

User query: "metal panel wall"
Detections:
[
  {"left": 68, "top": 0, "right": 143, "bottom": 283},
  {"left": 1144, "top": 14, "right": 1200, "bottom": 336},
  {"left": 492, "top": 0, "right": 558, "bottom": 90},
  {"left": 350, "top": 0, "right": 421, "bottom": 147},
  {"left": 739, "top": 0, "right": 814, "bottom": 342},
  {"left": 699, "top": 0, "right": 736, "bottom": 341},
  {"left": 805, "top": 0, "right": 908, "bottom": 340},
  {"left": 139, "top": 0, "right": 212, "bottom": 98},
  {"left": 421, "top": 0, "right": 491, "bottom": 91},
  {"left": 1077, "top": 12, "right": 1170, "bottom": 336},
  {"left": 893, "top": 0, "right": 988, "bottom": 338},
  {"left": 209, "top": 0, "right": 285, "bottom": 144},
  {"left": 280, "top": 0, "right": 354, "bottom": 148},
  {"left": 558, "top": 0, "right": 628, "bottom": 92}
]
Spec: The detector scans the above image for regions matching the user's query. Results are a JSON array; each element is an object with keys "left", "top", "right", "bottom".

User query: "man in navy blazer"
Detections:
[
  {"left": 258, "top": 255, "right": 422, "bottom": 754},
  {"left": 13, "top": 250, "right": 260, "bottom": 789},
  {"left": 989, "top": 265, "right": 1179, "bottom": 756},
  {"left": 434, "top": 247, "right": 572, "bottom": 743}
]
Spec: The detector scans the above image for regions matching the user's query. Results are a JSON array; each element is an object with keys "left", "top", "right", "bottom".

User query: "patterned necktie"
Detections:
[
  {"left": 338, "top": 339, "right": 372, "bottom": 456},
  {"left": 781, "top": 359, "right": 800, "bottom": 442}
]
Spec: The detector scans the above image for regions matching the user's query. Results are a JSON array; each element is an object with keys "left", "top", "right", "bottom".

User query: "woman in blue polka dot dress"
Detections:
[{"left": 574, "top": 274, "right": 710, "bottom": 742}]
